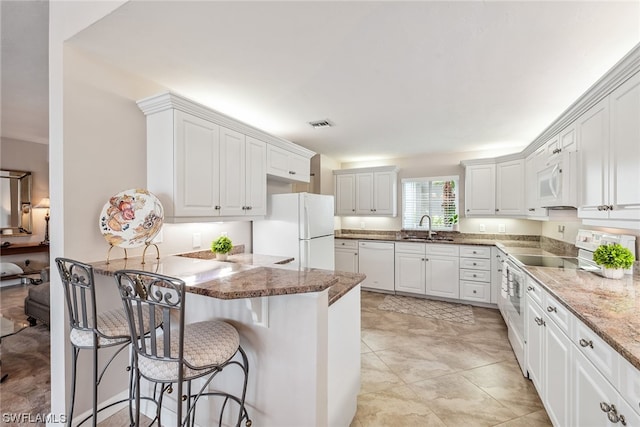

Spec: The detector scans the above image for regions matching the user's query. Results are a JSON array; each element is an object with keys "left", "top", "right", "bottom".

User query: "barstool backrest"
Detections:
[
  {"left": 114, "top": 270, "right": 187, "bottom": 375},
  {"left": 55, "top": 257, "right": 100, "bottom": 335}
]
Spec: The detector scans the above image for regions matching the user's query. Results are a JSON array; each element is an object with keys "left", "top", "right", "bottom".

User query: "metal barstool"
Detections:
[
  {"left": 56, "top": 258, "right": 159, "bottom": 426},
  {"left": 113, "top": 269, "right": 251, "bottom": 427}
]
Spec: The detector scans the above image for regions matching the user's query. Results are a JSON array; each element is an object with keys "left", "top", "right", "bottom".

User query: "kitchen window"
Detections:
[{"left": 402, "top": 176, "right": 459, "bottom": 230}]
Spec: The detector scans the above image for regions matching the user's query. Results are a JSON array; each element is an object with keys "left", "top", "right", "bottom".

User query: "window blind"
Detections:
[{"left": 402, "top": 176, "right": 459, "bottom": 230}]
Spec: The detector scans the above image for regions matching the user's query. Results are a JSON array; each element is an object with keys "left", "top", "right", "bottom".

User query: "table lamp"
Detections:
[{"left": 34, "top": 197, "right": 50, "bottom": 245}]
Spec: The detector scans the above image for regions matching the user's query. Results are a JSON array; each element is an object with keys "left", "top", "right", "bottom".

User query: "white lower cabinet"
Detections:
[
  {"left": 334, "top": 239, "right": 358, "bottom": 274},
  {"left": 395, "top": 243, "right": 459, "bottom": 298},
  {"left": 358, "top": 241, "right": 395, "bottom": 292},
  {"left": 574, "top": 348, "right": 640, "bottom": 427},
  {"left": 526, "top": 276, "right": 640, "bottom": 427}
]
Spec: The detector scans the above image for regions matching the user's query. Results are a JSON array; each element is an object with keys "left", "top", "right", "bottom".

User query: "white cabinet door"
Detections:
[
  {"left": 525, "top": 147, "right": 548, "bottom": 218},
  {"left": 355, "top": 173, "right": 374, "bottom": 214},
  {"left": 219, "top": 127, "right": 246, "bottom": 216},
  {"left": 464, "top": 164, "right": 496, "bottom": 216},
  {"left": 373, "top": 171, "right": 397, "bottom": 216},
  {"left": 526, "top": 296, "right": 544, "bottom": 393},
  {"left": 577, "top": 97, "right": 610, "bottom": 219},
  {"left": 266, "top": 144, "right": 310, "bottom": 182},
  {"left": 544, "top": 314, "right": 572, "bottom": 427},
  {"left": 335, "top": 174, "right": 356, "bottom": 215},
  {"left": 496, "top": 159, "right": 525, "bottom": 216},
  {"left": 244, "top": 136, "right": 267, "bottom": 216},
  {"left": 335, "top": 247, "right": 358, "bottom": 274},
  {"left": 573, "top": 349, "right": 626, "bottom": 427},
  {"left": 609, "top": 71, "right": 640, "bottom": 220},
  {"left": 425, "top": 255, "right": 459, "bottom": 299},
  {"left": 174, "top": 111, "right": 221, "bottom": 217},
  {"left": 395, "top": 251, "right": 426, "bottom": 294}
]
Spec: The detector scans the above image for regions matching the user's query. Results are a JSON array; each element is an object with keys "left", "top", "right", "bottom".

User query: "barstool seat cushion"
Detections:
[
  {"left": 70, "top": 307, "right": 161, "bottom": 348},
  {"left": 139, "top": 320, "right": 240, "bottom": 382}
]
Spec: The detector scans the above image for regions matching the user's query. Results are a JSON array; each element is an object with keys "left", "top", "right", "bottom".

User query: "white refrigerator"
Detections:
[{"left": 253, "top": 193, "right": 335, "bottom": 270}]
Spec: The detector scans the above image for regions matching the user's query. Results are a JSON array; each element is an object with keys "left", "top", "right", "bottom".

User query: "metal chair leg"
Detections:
[{"left": 68, "top": 347, "right": 80, "bottom": 427}]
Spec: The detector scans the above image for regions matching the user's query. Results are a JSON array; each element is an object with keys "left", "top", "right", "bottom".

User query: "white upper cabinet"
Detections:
[
  {"left": 464, "top": 163, "right": 496, "bottom": 216},
  {"left": 464, "top": 159, "right": 525, "bottom": 217},
  {"left": 147, "top": 109, "right": 223, "bottom": 220},
  {"left": 578, "top": 71, "right": 640, "bottom": 221},
  {"left": 496, "top": 159, "right": 525, "bottom": 216},
  {"left": 525, "top": 147, "right": 548, "bottom": 218},
  {"left": 335, "top": 174, "right": 356, "bottom": 215},
  {"left": 138, "top": 92, "right": 309, "bottom": 221},
  {"left": 266, "top": 144, "right": 311, "bottom": 183},
  {"left": 334, "top": 166, "right": 399, "bottom": 216}
]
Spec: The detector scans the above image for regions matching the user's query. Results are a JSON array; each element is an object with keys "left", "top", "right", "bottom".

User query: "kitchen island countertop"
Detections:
[{"left": 91, "top": 252, "right": 365, "bottom": 306}]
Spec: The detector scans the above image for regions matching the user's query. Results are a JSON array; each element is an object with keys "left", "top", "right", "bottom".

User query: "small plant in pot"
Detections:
[
  {"left": 592, "top": 243, "right": 634, "bottom": 279},
  {"left": 211, "top": 235, "right": 233, "bottom": 260}
]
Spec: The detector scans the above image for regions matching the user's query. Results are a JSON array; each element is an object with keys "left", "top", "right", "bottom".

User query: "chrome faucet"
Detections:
[{"left": 419, "top": 214, "right": 433, "bottom": 239}]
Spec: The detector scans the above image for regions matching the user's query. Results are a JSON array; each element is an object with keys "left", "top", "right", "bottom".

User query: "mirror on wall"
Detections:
[{"left": 0, "top": 170, "right": 32, "bottom": 235}]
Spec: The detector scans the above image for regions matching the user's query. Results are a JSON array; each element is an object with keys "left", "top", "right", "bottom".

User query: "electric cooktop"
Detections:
[{"left": 510, "top": 254, "right": 581, "bottom": 269}]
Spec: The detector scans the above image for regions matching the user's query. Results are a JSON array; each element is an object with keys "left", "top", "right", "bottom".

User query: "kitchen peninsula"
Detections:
[{"left": 91, "top": 252, "right": 365, "bottom": 427}]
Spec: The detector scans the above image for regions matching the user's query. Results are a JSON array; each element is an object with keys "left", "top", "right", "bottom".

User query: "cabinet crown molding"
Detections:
[
  {"left": 137, "top": 91, "right": 315, "bottom": 159},
  {"left": 333, "top": 165, "right": 399, "bottom": 175}
]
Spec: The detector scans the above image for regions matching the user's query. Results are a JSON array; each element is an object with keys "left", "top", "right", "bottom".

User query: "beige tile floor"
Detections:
[
  {"left": 351, "top": 291, "right": 551, "bottom": 427},
  {"left": 1, "top": 284, "right": 549, "bottom": 426}
]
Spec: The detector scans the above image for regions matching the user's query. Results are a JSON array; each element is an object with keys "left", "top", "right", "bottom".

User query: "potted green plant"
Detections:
[
  {"left": 211, "top": 235, "right": 233, "bottom": 260},
  {"left": 592, "top": 243, "right": 634, "bottom": 279}
]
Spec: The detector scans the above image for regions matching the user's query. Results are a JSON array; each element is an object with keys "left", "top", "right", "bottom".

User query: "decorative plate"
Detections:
[{"left": 99, "top": 188, "right": 164, "bottom": 248}]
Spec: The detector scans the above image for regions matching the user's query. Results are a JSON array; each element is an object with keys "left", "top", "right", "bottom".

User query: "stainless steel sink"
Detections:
[{"left": 401, "top": 236, "right": 454, "bottom": 242}]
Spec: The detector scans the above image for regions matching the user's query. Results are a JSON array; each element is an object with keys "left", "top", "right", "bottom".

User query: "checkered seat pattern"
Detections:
[{"left": 138, "top": 320, "right": 240, "bottom": 382}]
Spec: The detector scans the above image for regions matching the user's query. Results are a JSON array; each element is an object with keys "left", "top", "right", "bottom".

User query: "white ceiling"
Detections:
[{"left": 3, "top": 1, "right": 640, "bottom": 162}]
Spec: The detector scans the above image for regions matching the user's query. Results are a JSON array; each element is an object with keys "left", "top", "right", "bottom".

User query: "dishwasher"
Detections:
[{"left": 358, "top": 241, "right": 395, "bottom": 292}]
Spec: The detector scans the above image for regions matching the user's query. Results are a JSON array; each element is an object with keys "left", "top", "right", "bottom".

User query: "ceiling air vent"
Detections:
[{"left": 308, "top": 119, "right": 333, "bottom": 129}]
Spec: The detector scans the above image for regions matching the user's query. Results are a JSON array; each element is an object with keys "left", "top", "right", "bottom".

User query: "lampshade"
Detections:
[{"left": 34, "top": 197, "right": 50, "bottom": 209}]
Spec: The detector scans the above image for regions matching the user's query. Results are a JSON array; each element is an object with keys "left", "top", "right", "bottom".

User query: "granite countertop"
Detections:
[
  {"left": 336, "top": 231, "right": 542, "bottom": 249},
  {"left": 524, "top": 265, "right": 640, "bottom": 371},
  {"left": 91, "top": 253, "right": 365, "bottom": 306}
]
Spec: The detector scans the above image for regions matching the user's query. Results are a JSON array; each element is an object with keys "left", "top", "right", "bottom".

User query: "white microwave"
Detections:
[{"left": 537, "top": 151, "right": 577, "bottom": 208}]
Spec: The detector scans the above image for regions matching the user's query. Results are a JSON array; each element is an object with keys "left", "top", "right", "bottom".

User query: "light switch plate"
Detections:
[
  {"left": 498, "top": 224, "right": 506, "bottom": 233},
  {"left": 479, "top": 224, "right": 486, "bottom": 232},
  {"left": 192, "top": 233, "right": 201, "bottom": 248}
]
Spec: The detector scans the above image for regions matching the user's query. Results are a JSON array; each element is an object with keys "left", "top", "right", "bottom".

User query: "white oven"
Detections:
[
  {"left": 502, "top": 257, "right": 526, "bottom": 376},
  {"left": 537, "top": 151, "right": 577, "bottom": 208}
]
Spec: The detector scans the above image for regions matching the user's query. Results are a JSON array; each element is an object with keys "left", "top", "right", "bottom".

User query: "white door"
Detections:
[
  {"left": 425, "top": 255, "right": 459, "bottom": 299},
  {"left": 355, "top": 173, "right": 374, "bottom": 214},
  {"left": 301, "top": 235, "right": 335, "bottom": 270},
  {"left": 335, "top": 247, "right": 358, "bottom": 274},
  {"left": 358, "top": 241, "right": 395, "bottom": 292},
  {"left": 496, "top": 159, "right": 525, "bottom": 216},
  {"left": 174, "top": 111, "right": 221, "bottom": 217},
  {"left": 300, "top": 193, "right": 334, "bottom": 239},
  {"left": 219, "top": 126, "right": 246, "bottom": 216},
  {"left": 335, "top": 174, "right": 356, "bottom": 215},
  {"left": 465, "top": 164, "right": 496, "bottom": 216},
  {"left": 245, "top": 136, "right": 266, "bottom": 216},
  {"left": 373, "top": 171, "right": 395, "bottom": 215},
  {"left": 395, "top": 252, "right": 426, "bottom": 294},
  {"left": 544, "top": 316, "right": 572, "bottom": 427}
]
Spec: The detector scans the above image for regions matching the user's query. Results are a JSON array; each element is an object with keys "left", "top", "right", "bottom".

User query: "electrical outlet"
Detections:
[
  {"left": 360, "top": 222, "right": 366, "bottom": 229},
  {"left": 558, "top": 225, "right": 565, "bottom": 233},
  {"left": 479, "top": 224, "right": 486, "bottom": 232},
  {"left": 498, "top": 224, "right": 506, "bottom": 233},
  {"left": 192, "top": 233, "right": 201, "bottom": 248}
]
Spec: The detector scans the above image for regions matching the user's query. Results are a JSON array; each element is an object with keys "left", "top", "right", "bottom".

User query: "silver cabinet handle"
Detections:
[
  {"left": 527, "top": 286, "right": 535, "bottom": 291},
  {"left": 601, "top": 402, "right": 612, "bottom": 413},
  {"left": 215, "top": 206, "right": 221, "bottom": 210},
  {"left": 528, "top": 208, "right": 536, "bottom": 212},
  {"left": 352, "top": 209, "right": 355, "bottom": 212},
  {"left": 288, "top": 171, "right": 296, "bottom": 175},
  {"left": 535, "top": 317, "right": 545, "bottom": 326},
  {"left": 552, "top": 148, "right": 562, "bottom": 154},
  {"left": 547, "top": 306, "right": 557, "bottom": 313},
  {"left": 473, "top": 274, "right": 477, "bottom": 277},
  {"left": 579, "top": 338, "right": 594, "bottom": 348}
]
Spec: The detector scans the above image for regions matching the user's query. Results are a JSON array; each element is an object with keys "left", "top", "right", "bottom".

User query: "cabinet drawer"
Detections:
[
  {"left": 460, "top": 269, "right": 491, "bottom": 282},
  {"left": 395, "top": 242, "right": 425, "bottom": 254},
  {"left": 543, "top": 292, "right": 572, "bottom": 336},
  {"left": 459, "top": 245, "right": 491, "bottom": 258},
  {"left": 460, "top": 281, "right": 490, "bottom": 303},
  {"left": 525, "top": 275, "right": 543, "bottom": 307},
  {"left": 460, "top": 257, "right": 491, "bottom": 271},
  {"left": 335, "top": 239, "right": 358, "bottom": 250},
  {"left": 573, "top": 318, "right": 619, "bottom": 381},
  {"left": 425, "top": 244, "right": 459, "bottom": 256}
]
